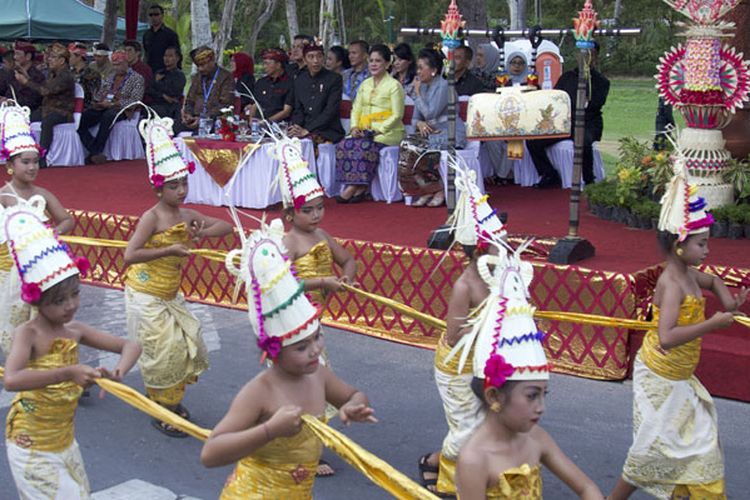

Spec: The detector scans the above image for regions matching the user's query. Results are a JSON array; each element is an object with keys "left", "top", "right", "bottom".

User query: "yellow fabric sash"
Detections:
[
  {"left": 293, "top": 240, "right": 334, "bottom": 307},
  {"left": 484, "top": 463, "right": 542, "bottom": 499},
  {"left": 0, "top": 243, "right": 11, "bottom": 272},
  {"left": 358, "top": 110, "right": 392, "bottom": 130},
  {"left": 5, "top": 338, "right": 83, "bottom": 452}
]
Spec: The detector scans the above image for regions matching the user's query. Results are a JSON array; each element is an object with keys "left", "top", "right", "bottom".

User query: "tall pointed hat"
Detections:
[
  {"left": 139, "top": 111, "right": 196, "bottom": 187},
  {"left": 0, "top": 102, "right": 43, "bottom": 162},
  {"left": 271, "top": 136, "right": 324, "bottom": 209}
]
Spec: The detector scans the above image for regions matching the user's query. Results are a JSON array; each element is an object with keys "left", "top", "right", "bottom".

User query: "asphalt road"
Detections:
[{"left": 1, "top": 284, "right": 748, "bottom": 499}]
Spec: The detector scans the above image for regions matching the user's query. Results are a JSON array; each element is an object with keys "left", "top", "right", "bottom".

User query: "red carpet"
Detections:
[{"left": 23, "top": 161, "right": 750, "bottom": 400}]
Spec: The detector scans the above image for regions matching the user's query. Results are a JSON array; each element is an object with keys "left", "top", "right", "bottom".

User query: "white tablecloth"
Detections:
[{"left": 175, "top": 138, "right": 315, "bottom": 209}]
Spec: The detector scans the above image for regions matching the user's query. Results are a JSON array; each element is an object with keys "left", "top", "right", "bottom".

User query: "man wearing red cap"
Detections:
[
  {"left": 245, "top": 48, "right": 293, "bottom": 122},
  {"left": 288, "top": 44, "right": 344, "bottom": 144},
  {"left": 1, "top": 41, "right": 44, "bottom": 112},
  {"left": 68, "top": 42, "right": 101, "bottom": 108}
]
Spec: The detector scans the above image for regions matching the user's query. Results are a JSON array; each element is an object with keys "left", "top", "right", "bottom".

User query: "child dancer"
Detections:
[
  {"left": 2, "top": 198, "right": 141, "bottom": 499},
  {"left": 124, "top": 114, "right": 232, "bottom": 437},
  {"left": 0, "top": 103, "right": 74, "bottom": 355},
  {"left": 451, "top": 243, "right": 603, "bottom": 499},
  {"left": 608, "top": 154, "right": 744, "bottom": 500},
  {"left": 276, "top": 136, "right": 356, "bottom": 307},
  {"left": 420, "top": 165, "right": 508, "bottom": 496},
  {"left": 201, "top": 217, "right": 376, "bottom": 498}
]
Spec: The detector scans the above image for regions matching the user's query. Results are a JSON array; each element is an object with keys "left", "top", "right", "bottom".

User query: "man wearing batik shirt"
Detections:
[
  {"left": 288, "top": 44, "right": 344, "bottom": 144},
  {"left": 342, "top": 40, "right": 369, "bottom": 101},
  {"left": 245, "top": 48, "right": 292, "bottom": 123},
  {"left": 77, "top": 50, "right": 144, "bottom": 164},
  {"left": 68, "top": 42, "right": 101, "bottom": 108},
  {"left": 1, "top": 41, "right": 45, "bottom": 113},
  {"left": 180, "top": 46, "right": 234, "bottom": 133}
]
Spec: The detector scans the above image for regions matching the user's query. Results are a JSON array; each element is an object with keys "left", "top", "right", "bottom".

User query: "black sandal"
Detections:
[
  {"left": 151, "top": 417, "right": 188, "bottom": 438},
  {"left": 174, "top": 403, "right": 190, "bottom": 420},
  {"left": 418, "top": 453, "right": 439, "bottom": 483}
]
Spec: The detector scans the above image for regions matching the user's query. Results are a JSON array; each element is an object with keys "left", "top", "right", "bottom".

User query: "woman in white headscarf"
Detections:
[{"left": 472, "top": 43, "right": 501, "bottom": 90}]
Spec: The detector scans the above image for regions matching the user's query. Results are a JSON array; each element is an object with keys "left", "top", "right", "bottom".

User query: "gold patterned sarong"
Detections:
[
  {"left": 623, "top": 296, "right": 725, "bottom": 499},
  {"left": 124, "top": 223, "right": 208, "bottom": 405},
  {"left": 434, "top": 306, "right": 483, "bottom": 495},
  {"left": 483, "top": 463, "right": 542, "bottom": 499},
  {"left": 5, "top": 337, "right": 90, "bottom": 499},
  {"left": 220, "top": 417, "right": 325, "bottom": 499},
  {"left": 0, "top": 243, "right": 33, "bottom": 355}
]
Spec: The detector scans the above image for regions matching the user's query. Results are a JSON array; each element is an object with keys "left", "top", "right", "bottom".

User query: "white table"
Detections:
[{"left": 175, "top": 137, "right": 315, "bottom": 209}]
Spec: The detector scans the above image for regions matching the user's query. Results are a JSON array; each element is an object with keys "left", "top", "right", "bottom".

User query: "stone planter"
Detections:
[
  {"left": 638, "top": 216, "right": 652, "bottom": 230},
  {"left": 626, "top": 212, "right": 640, "bottom": 228},
  {"left": 744, "top": 224, "right": 750, "bottom": 239},
  {"left": 712, "top": 220, "right": 729, "bottom": 238},
  {"left": 599, "top": 205, "right": 614, "bottom": 220},
  {"left": 728, "top": 223, "right": 745, "bottom": 239}
]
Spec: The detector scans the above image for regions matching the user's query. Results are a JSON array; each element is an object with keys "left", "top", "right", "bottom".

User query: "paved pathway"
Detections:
[{"left": 1, "top": 284, "right": 749, "bottom": 499}]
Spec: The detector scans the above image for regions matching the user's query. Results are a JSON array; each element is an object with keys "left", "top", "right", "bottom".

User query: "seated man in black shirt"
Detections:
[
  {"left": 454, "top": 45, "right": 485, "bottom": 97},
  {"left": 527, "top": 42, "right": 610, "bottom": 188},
  {"left": 288, "top": 44, "right": 344, "bottom": 144},
  {"left": 147, "top": 46, "right": 186, "bottom": 122},
  {"left": 245, "top": 48, "right": 292, "bottom": 122}
]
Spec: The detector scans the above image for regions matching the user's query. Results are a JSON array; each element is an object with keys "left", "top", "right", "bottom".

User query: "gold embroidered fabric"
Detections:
[
  {"left": 293, "top": 240, "right": 334, "bottom": 308},
  {"left": 6, "top": 438, "right": 90, "bottom": 499},
  {"left": 125, "top": 286, "right": 208, "bottom": 393},
  {"left": 0, "top": 242, "right": 11, "bottom": 272},
  {"left": 483, "top": 463, "right": 542, "bottom": 499},
  {"left": 219, "top": 418, "right": 325, "bottom": 499},
  {"left": 641, "top": 296, "right": 704, "bottom": 380},
  {"left": 0, "top": 242, "right": 33, "bottom": 355},
  {"left": 124, "top": 223, "right": 189, "bottom": 301},
  {"left": 183, "top": 138, "right": 260, "bottom": 188},
  {"left": 5, "top": 338, "right": 83, "bottom": 452},
  {"left": 623, "top": 295, "right": 724, "bottom": 499}
]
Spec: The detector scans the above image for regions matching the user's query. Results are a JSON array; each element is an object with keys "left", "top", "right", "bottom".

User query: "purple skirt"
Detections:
[{"left": 335, "top": 137, "right": 384, "bottom": 185}]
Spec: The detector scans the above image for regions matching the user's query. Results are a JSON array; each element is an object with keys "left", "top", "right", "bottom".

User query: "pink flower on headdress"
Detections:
[
  {"left": 0, "top": 147, "right": 10, "bottom": 160},
  {"left": 476, "top": 230, "right": 492, "bottom": 253},
  {"left": 484, "top": 353, "right": 515, "bottom": 388},
  {"left": 36, "top": 144, "right": 46, "bottom": 157},
  {"left": 258, "top": 335, "right": 282, "bottom": 359},
  {"left": 20, "top": 282, "right": 42, "bottom": 304},
  {"left": 150, "top": 174, "right": 165, "bottom": 187},
  {"left": 187, "top": 161, "right": 196, "bottom": 174},
  {"left": 293, "top": 195, "right": 306, "bottom": 210},
  {"left": 74, "top": 256, "right": 91, "bottom": 278}
]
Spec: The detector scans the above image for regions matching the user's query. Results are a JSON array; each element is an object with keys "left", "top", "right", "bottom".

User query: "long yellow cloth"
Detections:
[
  {"left": 58, "top": 235, "right": 750, "bottom": 332},
  {"left": 0, "top": 367, "right": 436, "bottom": 498}
]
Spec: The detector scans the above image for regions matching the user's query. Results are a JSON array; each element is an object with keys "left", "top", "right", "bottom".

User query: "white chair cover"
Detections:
[
  {"left": 340, "top": 94, "right": 351, "bottom": 134},
  {"left": 29, "top": 83, "right": 86, "bottom": 167},
  {"left": 175, "top": 138, "right": 316, "bottom": 209},
  {"left": 102, "top": 109, "right": 145, "bottom": 161},
  {"left": 371, "top": 145, "right": 403, "bottom": 203},
  {"left": 314, "top": 143, "right": 339, "bottom": 197},
  {"left": 546, "top": 139, "right": 606, "bottom": 188}
]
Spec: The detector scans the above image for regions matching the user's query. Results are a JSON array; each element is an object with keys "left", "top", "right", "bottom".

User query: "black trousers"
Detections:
[
  {"left": 77, "top": 107, "right": 126, "bottom": 155},
  {"left": 527, "top": 131, "right": 597, "bottom": 185},
  {"left": 30, "top": 109, "right": 73, "bottom": 152}
]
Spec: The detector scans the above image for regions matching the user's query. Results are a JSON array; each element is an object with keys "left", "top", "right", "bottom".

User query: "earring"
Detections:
[
  {"left": 676, "top": 248, "right": 684, "bottom": 257},
  {"left": 6, "top": 168, "right": 12, "bottom": 176},
  {"left": 490, "top": 402, "right": 502, "bottom": 413},
  {"left": 157, "top": 192, "right": 162, "bottom": 198},
  {"left": 431, "top": 72, "right": 436, "bottom": 77},
  {"left": 285, "top": 215, "right": 293, "bottom": 222}
]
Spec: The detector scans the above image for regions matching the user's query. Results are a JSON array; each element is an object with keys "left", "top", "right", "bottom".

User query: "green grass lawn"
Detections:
[{"left": 599, "top": 78, "right": 664, "bottom": 176}]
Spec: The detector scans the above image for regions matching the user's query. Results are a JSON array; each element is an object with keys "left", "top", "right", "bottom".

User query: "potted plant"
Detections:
[
  {"left": 741, "top": 204, "right": 750, "bottom": 239},
  {"left": 709, "top": 206, "right": 729, "bottom": 238},
  {"left": 722, "top": 156, "right": 750, "bottom": 203},
  {"left": 644, "top": 151, "right": 674, "bottom": 200},
  {"left": 726, "top": 205, "right": 745, "bottom": 239},
  {"left": 598, "top": 182, "right": 617, "bottom": 220},
  {"left": 584, "top": 183, "right": 601, "bottom": 217}
]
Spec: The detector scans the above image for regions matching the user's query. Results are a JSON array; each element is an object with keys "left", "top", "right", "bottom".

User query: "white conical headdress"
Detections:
[
  {"left": 225, "top": 213, "right": 321, "bottom": 359},
  {"left": 0, "top": 102, "right": 43, "bottom": 162},
  {"left": 657, "top": 144, "right": 714, "bottom": 242},
  {"left": 447, "top": 155, "right": 507, "bottom": 249},
  {"left": 0, "top": 195, "right": 88, "bottom": 303},
  {"left": 270, "top": 136, "right": 324, "bottom": 209},
  {"left": 139, "top": 113, "right": 195, "bottom": 186},
  {"left": 446, "top": 240, "right": 549, "bottom": 387}
]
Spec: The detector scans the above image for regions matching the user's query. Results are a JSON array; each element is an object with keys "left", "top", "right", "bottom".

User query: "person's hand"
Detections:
[
  {"left": 416, "top": 121, "right": 434, "bottom": 137},
  {"left": 244, "top": 104, "right": 256, "bottom": 117},
  {"left": 350, "top": 127, "right": 363, "bottom": 138},
  {"left": 413, "top": 78, "right": 421, "bottom": 97},
  {"left": 68, "top": 364, "right": 100, "bottom": 388},
  {"left": 338, "top": 275, "right": 356, "bottom": 287},
  {"left": 265, "top": 405, "right": 303, "bottom": 438},
  {"left": 321, "top": 276, "right": 343, "bottom": 293},
  {"left": 339, "top": 402, "right": 377, "bottom": 426},
  {"left": 14, "top": 70, "right": 28, "bottom": 86},
  {"left": 711, "top": 311, "right": 735, "bottom": 329},
  {"left": 155, "top": 73, "right": 164, "bottom": 81},
  {"left": 189, "top": 219, "right": 207, "bottom": 242},
  {"left": 732, "top": 286, "right": 748, "bottom": 311},
  {"left": 167, "top": 243, "right": 191, "bottom": 257},
  {"left": 94, "top": 366, "right": 123, "bottom": 399}
]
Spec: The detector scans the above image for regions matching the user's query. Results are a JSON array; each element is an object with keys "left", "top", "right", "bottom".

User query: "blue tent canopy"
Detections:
[{"left": 0, "top": 0, "right": 148, "bottom": 42}]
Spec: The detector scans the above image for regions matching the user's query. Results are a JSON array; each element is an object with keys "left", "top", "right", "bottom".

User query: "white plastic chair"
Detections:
[{"left": 30, "top": 83, "right": 86, "bottom": 166}]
